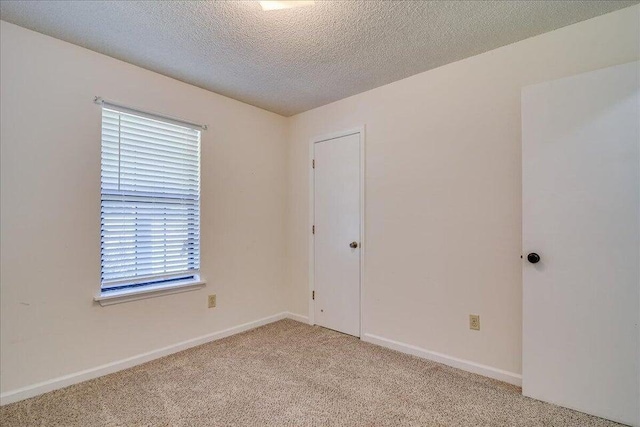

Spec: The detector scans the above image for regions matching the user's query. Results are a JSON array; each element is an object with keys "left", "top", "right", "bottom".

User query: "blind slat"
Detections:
[
  {"left": 101, "top": 180, "right": 199, "bottom": 194},
  {"left": 102, "top": 155, "right": 200, "bottom": 175},
  {"left": 102, "top": 245, "right": 198, "bottom": 253},
  {"left": 102, "top": 164, "right": 199, "bottom": 181},
  {"left": 103, "top": 125, "right": 200, "bottom": 150},
  {"left": 119, "top": 145, "right": 199, "bottom": 164},
  {"left": 102, "top": 255, "right": 200, "bottom": 270},
  {"left": 103, "top": 116, "right": 201, "bottom": 139}
]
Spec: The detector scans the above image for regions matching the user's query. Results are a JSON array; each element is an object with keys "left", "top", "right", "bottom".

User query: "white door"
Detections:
[
  {"left": 313, "top": 132, "right": 361, "bottom": 337},
  {"left": 522, "top": 62, "right": 639, "bottom": 426}
]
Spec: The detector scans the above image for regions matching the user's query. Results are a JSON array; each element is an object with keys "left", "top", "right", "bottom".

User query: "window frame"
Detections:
[{"left": 94, "top": 99, "right": 206, "bottom": 305}]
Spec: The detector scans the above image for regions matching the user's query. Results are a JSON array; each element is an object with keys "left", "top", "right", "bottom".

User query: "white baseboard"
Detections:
[
  {"left": 284, "top": 312, "right": 310, "bottom": 324},
  {"left": 1, "top": 312, "right": 297, "bottom": 406},
  {"left": 362, "top": 333, "right": 522, "bottom": 387}
]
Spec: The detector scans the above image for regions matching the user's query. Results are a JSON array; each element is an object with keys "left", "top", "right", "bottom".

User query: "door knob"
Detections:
[
  {"left": 527, "top": 253, "right": 540, "bottom": 264},
  {"left": 349, "top": 242, "right": 358, "bottom": 249}
]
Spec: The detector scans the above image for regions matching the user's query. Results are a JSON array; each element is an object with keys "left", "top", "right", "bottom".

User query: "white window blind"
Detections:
[{"left": 100, "top": 106, "right": 201, "bottom": 292}]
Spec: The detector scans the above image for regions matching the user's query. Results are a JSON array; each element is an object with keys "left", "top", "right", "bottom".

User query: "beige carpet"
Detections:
[{"left": 0, "top": 319, "right": 621, "bottom": 426}]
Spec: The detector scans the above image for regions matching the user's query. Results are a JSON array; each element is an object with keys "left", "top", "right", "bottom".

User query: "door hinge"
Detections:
[
  {"left": 312, "top": 159, "right": 315, "bottom": 169},
  {"left": 312, "top": 290, "right": 315, "bottom": 300},
  {"left": 312, "top": 225, "right": 315, "bottom": 234}
]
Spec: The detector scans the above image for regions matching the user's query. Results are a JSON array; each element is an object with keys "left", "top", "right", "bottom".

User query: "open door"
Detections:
[{"left": 522, "top": 62, "right": 639, "bottom": 426}]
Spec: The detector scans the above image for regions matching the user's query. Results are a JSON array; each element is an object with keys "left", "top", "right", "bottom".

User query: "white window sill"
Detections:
[{"left": 94, "top": 279, "right": 206, "bottom": 306}]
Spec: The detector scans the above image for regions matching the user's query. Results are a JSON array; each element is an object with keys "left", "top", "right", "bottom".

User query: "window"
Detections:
[{"left": 100, "top": 104, "right": 201, "bottom": 296}]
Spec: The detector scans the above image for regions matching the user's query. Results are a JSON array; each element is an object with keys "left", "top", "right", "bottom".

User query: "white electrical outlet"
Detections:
[{"left": 469, "top": 314, "right": 480, "bottom": 330}]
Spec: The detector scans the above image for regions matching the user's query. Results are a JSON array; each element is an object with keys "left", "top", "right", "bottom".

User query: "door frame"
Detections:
[{"left": 308, "top": 126, "right": 365, "bottom": 337}]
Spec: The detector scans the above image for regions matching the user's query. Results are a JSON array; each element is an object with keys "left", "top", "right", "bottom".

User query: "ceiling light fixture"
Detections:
[{"left": 258, "top": 1, "right": 315, "bottom": 11}]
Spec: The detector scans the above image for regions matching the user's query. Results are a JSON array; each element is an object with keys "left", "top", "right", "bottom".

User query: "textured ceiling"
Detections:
[{"left": 1, "top": 1, "right": 637, "bottom": 116}]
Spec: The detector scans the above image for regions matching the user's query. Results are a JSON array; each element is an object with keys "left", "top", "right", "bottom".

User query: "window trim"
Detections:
[
  {"left": 96, "top": 97, "right": 205, "bottom": 305},
  {"left": 94, "top": 276, "right": 206, "bottom": 306}
]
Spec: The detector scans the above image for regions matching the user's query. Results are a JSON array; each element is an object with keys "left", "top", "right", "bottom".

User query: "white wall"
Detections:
[
  {"left": 0, "top": 21, "right": 288, "bottom": 394},
  {"left": 286, "top": 5, "right": 640, "bottom": 377}
]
